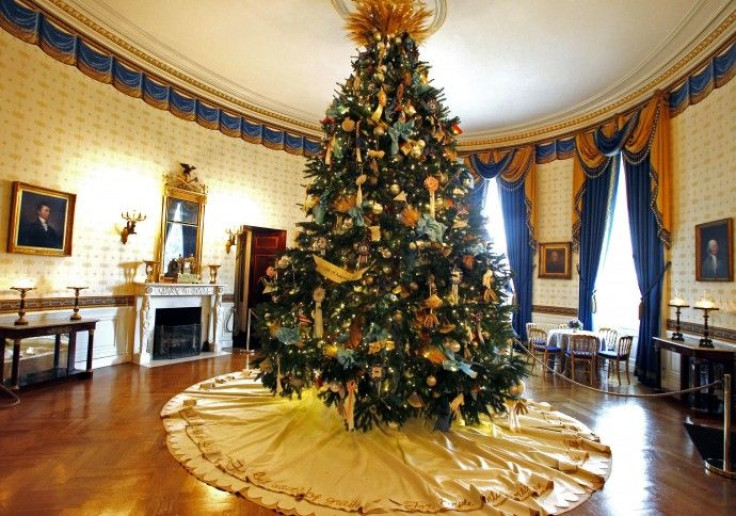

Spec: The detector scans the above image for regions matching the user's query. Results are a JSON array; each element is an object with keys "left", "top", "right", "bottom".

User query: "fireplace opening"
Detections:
[{"left": 153, "top": 307, "right": 202, "bottom": 360}]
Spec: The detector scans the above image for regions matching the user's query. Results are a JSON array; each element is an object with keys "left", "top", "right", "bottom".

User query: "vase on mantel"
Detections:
[{"left": 207, "top": 264, "right": 221, "bottom": 285}]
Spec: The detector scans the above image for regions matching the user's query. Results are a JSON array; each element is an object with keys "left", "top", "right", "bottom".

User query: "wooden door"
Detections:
[{"left": 233, "top": 226, "right": 286, "bottom": 348}]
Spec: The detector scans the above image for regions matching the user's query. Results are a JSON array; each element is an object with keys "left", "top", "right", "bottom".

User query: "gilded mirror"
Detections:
[{"left": 158, "top": 165, "right": 207, "bottom": 280}]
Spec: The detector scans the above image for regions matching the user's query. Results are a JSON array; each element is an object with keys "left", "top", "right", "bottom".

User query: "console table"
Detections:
[
  {"left": 0, "top": 319, "right": 98, "bottom": 391},
  {"left": 654, "top": 336, "right": 736, "bottom": 413}
]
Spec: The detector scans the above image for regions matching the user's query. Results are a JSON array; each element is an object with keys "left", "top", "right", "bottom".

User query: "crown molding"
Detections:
[{"left": 26, "top": 0, "right": 736, "bottom": 150}]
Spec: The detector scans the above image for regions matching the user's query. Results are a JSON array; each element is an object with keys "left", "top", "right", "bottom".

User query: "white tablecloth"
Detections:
[{"left": 547, "top": 329, "right": 602, "bottom": 353}]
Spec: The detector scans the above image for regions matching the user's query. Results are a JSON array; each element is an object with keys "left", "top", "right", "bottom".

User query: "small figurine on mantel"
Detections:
[
  {"left": 165, "top": 257, "right": 179, "bottom": 278},
  {"left": 177, "top": 254, "right": 199, "bottom": 283}
]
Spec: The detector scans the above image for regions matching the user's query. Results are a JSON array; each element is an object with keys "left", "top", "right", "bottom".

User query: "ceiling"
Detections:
[{"left": 51, "top": 0, "right": 736, "bottom": 147}]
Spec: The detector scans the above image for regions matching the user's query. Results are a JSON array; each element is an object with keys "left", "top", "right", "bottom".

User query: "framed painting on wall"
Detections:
[
  {"left": 695, "top": 218, "right": 733, "bottom": 282},
  {"left": 539, "top": 241, "right": 572, "bottom": 279},
  {"left": 7, "top": 181, "right": 76, "bottom": 257}
]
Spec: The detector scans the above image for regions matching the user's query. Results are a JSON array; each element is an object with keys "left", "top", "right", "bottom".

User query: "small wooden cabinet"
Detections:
[{"left": 0, "top": 319, "right": 97, "bottom": 391}]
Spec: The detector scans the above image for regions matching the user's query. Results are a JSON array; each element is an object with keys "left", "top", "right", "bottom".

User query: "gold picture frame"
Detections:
[
  {"left": 7, "top": 181, "right": 76, "bottom": 257},
  {"left": 695, "top": 218, "right": 733, "bottom": 282},
  {"left": 538, "top": 241, "right": 572, "bottom": 279}
]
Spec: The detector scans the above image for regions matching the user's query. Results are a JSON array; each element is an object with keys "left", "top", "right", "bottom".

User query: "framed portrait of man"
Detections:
[
  {"left": 7, "top": 181, "right": 76, "bottom": 257},
  {"left": 695, "top": 218, "right": 733, "bottom": 282},
  {"left": 539, "top": 242, "right": 572, "bottom": 279}
]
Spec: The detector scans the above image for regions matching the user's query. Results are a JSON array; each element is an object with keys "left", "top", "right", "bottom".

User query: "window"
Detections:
[
  {"left": 594, "top": 162, "right": 640, "bottom": 339},
  {"left": 482, "top": 178, "right": 509, "bottom": 268}
]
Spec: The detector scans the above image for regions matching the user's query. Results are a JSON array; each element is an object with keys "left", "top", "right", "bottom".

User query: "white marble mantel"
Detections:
[{"left": 132, "top": 282, "right": 225, "bottom": 365}]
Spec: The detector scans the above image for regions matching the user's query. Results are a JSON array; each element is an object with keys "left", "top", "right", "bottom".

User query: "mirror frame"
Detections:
[{"left": 158, "top": 185, "right": 206, "bottom": 279}]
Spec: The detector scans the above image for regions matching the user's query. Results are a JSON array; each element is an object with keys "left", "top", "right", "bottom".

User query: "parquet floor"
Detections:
[{"left": 0, "top": 351, "right": 733, "bottom": 515}]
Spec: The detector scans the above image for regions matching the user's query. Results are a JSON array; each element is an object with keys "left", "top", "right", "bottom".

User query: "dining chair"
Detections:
[
  {"left": 565, "top": 334, "right": 599, "bottom": 386},
  {"left": 528, "top": 327, "right": 560, "bottom": 376},
  {"left": 597, "top": 335, "right": 633, "bottom": 385},
  {"left": 598, "top": 327, "right": 619, "bottom": 352}
]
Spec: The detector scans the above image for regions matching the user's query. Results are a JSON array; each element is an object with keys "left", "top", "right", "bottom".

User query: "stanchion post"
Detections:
[{"left": 705, "top": 373, "right": 734, "bottom": 479}]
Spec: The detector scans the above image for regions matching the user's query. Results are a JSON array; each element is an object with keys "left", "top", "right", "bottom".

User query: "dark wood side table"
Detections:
[
  {"left": 654, "top": 336, "right": 736, "bottom": 413},
  {"left": 0, "top": 319, "right": 98, "bottom": 391}
]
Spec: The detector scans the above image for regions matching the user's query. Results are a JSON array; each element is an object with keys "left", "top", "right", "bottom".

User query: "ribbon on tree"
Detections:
[
  {"left": 441, "top": 353, "right": 478, "bottom": 379},
  {"left": 482, "top": 269, "right": 499, "bottom": 303},
  {"left": 471, "top": 312, "right": 486, "bottom": 345},
  {"left": 450, "top": 267, "right": 462, "bottom": 305},
  {"left": 355, "top": 121, "right": 363, "bottom": 163},
  {"left": 506, "top": 399, "right": 529, "bottom": 432},
  {"left": 449, "top": 393, "right": 465, "bottom": 423},
  {"left": 276, "top": 356, "right": 283, "bottom": 395},
  {"left": 371, "top": 87, "right": 387, "bottom": 123},
  {"left": 355, "top": 174, "right": 367, "bottom": 205},
  {"left": 313, "top": 255, "right": 369, "bottom": 283},
  {"left": 345, "top": 379, "right": 357, "bottom": 431},
  {"left": 424, "top": 176, "right": 439, "bottom": 218},
  {"left": 417, "top": 214, "right": 447, "bottom": 242},
  {"left": 313, "top": 286, "right": 325, "bottom": 338},
  {"left": 387, "top": 119, "right": 415, "bottom": 155}
]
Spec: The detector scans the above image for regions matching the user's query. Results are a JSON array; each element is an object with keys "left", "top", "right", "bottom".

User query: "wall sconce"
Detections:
[
  {"left": 121, "top": 210, "right": 146, "bottom": 244},
  {"left": 226, "top": 227, "right": 241, "bottom": 254}
]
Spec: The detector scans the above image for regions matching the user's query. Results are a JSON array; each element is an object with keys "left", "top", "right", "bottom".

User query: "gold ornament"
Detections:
[
  {"left": 342, "top": 118, "right": 356, "bottom": 132},
  {"left": 408, "top": 391, "right": 424, "bottom": 408},
  {"left": 400, "top": 206, "right": 420, "bottom": 227},
  {"left": 389, "top": 183, "right": 401, "bottom": 195},
  {"left": 509, "top": 380, "right": 526, "bottom": 397},
  {"left": 426, "top": 375, "right": 437, "bottom": 387}
]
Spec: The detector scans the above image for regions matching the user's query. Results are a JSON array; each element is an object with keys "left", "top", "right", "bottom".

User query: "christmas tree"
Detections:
[{"left": 256, "top": 0, "right": 526, "bottom": 432}]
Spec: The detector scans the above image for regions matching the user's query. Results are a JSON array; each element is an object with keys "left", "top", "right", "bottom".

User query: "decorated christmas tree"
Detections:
[{"left": 256, "top": 0, "right": 526, "bottom": 432}]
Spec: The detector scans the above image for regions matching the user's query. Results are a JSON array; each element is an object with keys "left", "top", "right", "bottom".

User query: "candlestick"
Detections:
[
  {"left": 668, "top": 296, "right": 689, "bottom": 341},
  {"left": 10, "top": 286, "right": 34, "bottom": 325},
  {"left": 67, "top": 286, "right": 88, "bottom": 320}
]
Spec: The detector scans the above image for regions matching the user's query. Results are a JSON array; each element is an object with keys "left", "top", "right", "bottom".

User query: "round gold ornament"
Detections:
[
  {"left": 509, "top": 380, "right": 526, "bottom": 397},
  {"left": 426, "top": 375, "right": 437, "bottom": 387},
  {"left": 389, "top": 183, "right": 401, "bottom": 195}
]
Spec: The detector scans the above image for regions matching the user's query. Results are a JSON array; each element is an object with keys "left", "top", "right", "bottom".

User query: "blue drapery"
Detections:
[
  {"left": 0, "top": 0, "right": 320, "bottom": 157},
  {"left": 577, "top": 161, "right": 616, "bottom": 330},
  {"left": 500, "top": 186, "right": 534, "bottom": 341},
  {"left": 624, "top": 160, "right": 665, "bottom": 386},
  {"left": 469, "top": 151, "right": 535, "bottom": 341}
]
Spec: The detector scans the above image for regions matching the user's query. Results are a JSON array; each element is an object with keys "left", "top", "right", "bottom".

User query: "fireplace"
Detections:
[
  {"left": 132, "top": 282, "right": 225, "bottom": 366},
  {"left": 152, "top": 307, "right": 202, "bottom": 360}
]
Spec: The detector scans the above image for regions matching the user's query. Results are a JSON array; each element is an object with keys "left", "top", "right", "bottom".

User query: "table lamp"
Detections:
[{"left": 668, "top": 294, "right": 689, "bottom": 341}]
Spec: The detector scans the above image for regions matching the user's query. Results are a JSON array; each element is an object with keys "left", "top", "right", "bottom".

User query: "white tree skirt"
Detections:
[{"left": 161, "top": 371, "right": 611, "bottom": 515}]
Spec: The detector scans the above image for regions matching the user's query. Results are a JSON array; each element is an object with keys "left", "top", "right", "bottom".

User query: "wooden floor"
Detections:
[{"left": 0, "top": 352, "right": 733, "bottom": 515}]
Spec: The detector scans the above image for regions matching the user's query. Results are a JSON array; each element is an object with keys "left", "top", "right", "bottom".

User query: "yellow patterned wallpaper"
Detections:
[
  {"left": 670, "top": 77, "right": 736, "bottom": 331},
  {"left": 0, "top": 29, "right": 306, "bottom": 300},
  {"left": 532, "top": 159, "right": 579, "bottom": 310}
]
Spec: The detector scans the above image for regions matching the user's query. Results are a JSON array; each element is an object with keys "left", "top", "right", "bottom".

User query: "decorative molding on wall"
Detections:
[
  {"left": 666, "top": 318, "right": 736, "bottom": 343},
  {"left": 532, "top": 305, "right": 578, "bottom": 317},
  {"left": 1, "top": 0, "right": 734, "bottom": 155},
  {"left": 0, "top": 295, "right": 134, "bottom": 314}
]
